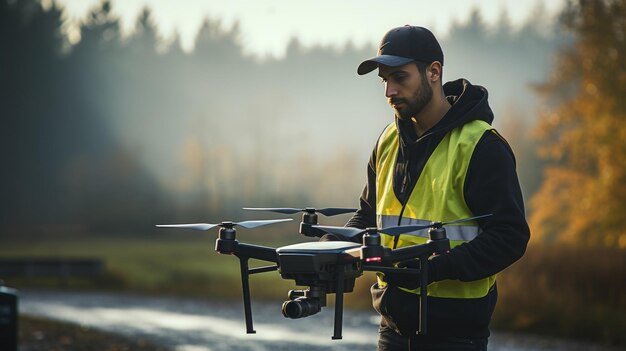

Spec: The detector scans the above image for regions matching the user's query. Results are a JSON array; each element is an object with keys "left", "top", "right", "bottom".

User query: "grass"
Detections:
[
  {"left": 493, "top": 244, "right": 626, "bottom": 347},
  {"left": 0, "top": 234, "right": 376, "bottom": 306},
  {"left": 2, "top": 235, "right": 623, "bottom": 347}
]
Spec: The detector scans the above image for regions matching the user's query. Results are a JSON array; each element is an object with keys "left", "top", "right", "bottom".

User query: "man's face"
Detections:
[{"left": 378, "top": 62, "right": 432, "bottom": 120}]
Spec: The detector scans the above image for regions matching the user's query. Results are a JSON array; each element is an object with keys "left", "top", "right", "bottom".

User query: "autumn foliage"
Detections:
[{"left": 530, "top": 0, "right": 626, "bottom": 248}]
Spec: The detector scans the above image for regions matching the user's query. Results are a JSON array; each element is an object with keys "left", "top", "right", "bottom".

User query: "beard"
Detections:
[{"left": 391, "top": 72, "right": 433, "bottom": 120}]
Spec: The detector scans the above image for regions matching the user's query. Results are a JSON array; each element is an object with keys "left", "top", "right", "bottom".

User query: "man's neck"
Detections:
[{"left": 411, "top": 97, "right": 451, "bottom": 137}]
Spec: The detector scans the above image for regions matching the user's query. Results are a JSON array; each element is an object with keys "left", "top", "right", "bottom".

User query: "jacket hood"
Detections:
[{"left": 396, "top": 78, "right": 494, "bottom": 144}]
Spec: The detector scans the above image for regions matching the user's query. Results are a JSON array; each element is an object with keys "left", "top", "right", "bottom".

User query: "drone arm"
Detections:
[
  {"left": 387, "top": 233, "right": 450, "bottom": 262},
  {"left": 300, "top": 222, "right": 330, "bottom": 238},
  {"left": 233, "top": 243, "right": 278, "bottom": 263},
  {"left": 387, "top": 244, "right": 434, "bottom": 262}
]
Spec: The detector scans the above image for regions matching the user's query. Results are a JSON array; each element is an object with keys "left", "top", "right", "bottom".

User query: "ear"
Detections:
[{"left": 428, "top": 61, "right": 443, "bottom": 83}]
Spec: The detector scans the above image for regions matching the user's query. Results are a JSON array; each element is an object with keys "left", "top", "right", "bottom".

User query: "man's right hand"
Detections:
[{"left": 384, "top": 269, "right": 421, "bottom": 290}]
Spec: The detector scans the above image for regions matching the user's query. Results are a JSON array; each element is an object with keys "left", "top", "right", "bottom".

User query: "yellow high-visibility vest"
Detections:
[{"left": 375, "top": 119, "right": 497, "bottom": 298}]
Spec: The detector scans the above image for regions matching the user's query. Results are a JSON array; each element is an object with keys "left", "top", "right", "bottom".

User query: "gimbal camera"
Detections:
[{"left": 157, "top": 207, "right": 490, "bottom": 340}]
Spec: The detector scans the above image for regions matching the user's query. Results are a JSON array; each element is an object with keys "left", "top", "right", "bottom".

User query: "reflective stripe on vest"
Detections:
[
  {"left": 375, "top": 119, "right": 496, "bottom": 299},
  {"left": 379, "top": 215, "right": 481, "bottom": 241}
]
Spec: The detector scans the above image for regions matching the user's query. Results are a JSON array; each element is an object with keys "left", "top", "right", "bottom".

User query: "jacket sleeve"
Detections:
[
  {"left": 428, "top": 131, "right": 530, "bottom": 282},
  {"left": 345, "top": 147, "right": 378, "bottom": 231}
]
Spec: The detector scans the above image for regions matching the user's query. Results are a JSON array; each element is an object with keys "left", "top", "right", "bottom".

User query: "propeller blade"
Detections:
[
  {"left": 316, "top": 207, "right": 358, "bottom": 216},
  {"left": 155, "top": 223, "right": 218, "bottom": 231},
  {"left": 441, "top": 214, "right": 492, "bottom": 226},
  {"left": 157, "top": 218, "right": 293, "bottom": 231},
  {"left": 381, "top": 223, "right": 434, "bottom": 236},
  {"left": 235, "top": 218, "right": 293, "bottom": 229},
  {"left": 243, "top": 207, "right": 357, "bottom": 216},
  {"left": 242, "top": 207, "right": 302, "bottom": 214},
  {"left": 381, "top": 214, "right": 493, "bottom": 236},
  {"left": 311, "top": 225, "right": 366, "bottom": 238}
]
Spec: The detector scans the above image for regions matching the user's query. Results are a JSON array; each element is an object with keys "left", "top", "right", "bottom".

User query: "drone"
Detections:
[{"left": 157, "top": 207, "right": 490, "bottom": 340}]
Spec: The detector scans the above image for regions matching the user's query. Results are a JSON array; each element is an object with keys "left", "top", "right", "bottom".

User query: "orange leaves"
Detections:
[{"left": 529, "top": 0, "right": 626, "bottom": 248}]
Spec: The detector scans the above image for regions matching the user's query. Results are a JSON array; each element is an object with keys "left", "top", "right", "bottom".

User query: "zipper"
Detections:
[
  {"left": 393, "top": 129, "right": 439, "bottom": 249},
  {"left": 394, "top": 168, "right": 420, "bottom": 250},
  {"left": 393, "top": 180, "right": 409, "bottom": 250},
  {"left": 400, "top": 169, "right": 409, "bottom": 195},
  {"left": 393, "top": 163, "right": 409, "bottom": 249}
]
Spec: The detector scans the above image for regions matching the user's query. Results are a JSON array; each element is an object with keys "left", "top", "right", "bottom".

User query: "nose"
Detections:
[{"left": 384, "top": 81, "right": 398, "bottom": 98}]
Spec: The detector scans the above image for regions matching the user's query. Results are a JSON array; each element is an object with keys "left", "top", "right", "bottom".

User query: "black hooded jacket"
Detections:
[{"left": 346, "top": 78, "right": 530, "bottom": 339}]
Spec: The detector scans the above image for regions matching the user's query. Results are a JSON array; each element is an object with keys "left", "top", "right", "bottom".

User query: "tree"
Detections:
[
  {"left": 193, "top": 17, "right": 244, "bottom": 65},
  {"left": 126, "top": 6, "right": 160, "bottom": 56},
  {"left": 0, "top": 0, "right": 67, "bottom": 228},
  {"left": 529, "top": 0, "right": 626, "bottom": 248},
  {"left": 72, "top": 0, "right": 122, "bottom": 56}
]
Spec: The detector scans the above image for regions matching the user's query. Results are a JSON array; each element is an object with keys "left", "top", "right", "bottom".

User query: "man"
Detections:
[{"left": 346, "top": 25, "right": 530, "bottom": 350}]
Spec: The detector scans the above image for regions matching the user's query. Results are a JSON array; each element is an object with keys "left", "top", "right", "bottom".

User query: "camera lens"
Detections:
[{"left": 281, "top": 297, "right": 321, "bottom": 319}]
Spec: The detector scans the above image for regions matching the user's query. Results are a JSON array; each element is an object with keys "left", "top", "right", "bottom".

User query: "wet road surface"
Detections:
[{"left": 18, "top": 290, "right": 619, "bottom": 351}]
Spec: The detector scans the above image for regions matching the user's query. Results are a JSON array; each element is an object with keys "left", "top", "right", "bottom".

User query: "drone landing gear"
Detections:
[
  {"left": 239, "top": 258, "right": 256, "bottom": 334},
  {"left": 237, "top": 256, "right": 279, "bottom": 334},
  {"left": 419, "top": 258, "right": 428, "bottom": 335},
  {"left": 332, "top": 263, "right": 345, "bottom": 340},
  {"left": 213, "top": 225, "right": 281, "bottom": 335}
]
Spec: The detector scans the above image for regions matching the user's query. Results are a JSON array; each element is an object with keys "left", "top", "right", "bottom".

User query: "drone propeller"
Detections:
[
  {"left": 312, "top": 214, "right": 492, "bottom": 238},
  {"left": 382, "top": 214, "right": 492, "bottom": 236},
  {"left": 156, "top": 218, "right": 292, "bottom": 231},
  {"left": 243, "top": 207, "right": 357, "bottom": 217},
  {"left": 309, "top": 225, "right": 368, "bottom": 239}
]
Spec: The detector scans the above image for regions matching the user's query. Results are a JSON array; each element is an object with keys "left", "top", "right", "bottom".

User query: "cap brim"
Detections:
[{"left": 357, "top": 55, "right": 414, "bottom": 75}]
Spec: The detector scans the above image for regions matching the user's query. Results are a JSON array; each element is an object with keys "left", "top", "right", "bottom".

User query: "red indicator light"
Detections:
[{"left": 365, "top": 257, "right": 382, "bottom": 262}]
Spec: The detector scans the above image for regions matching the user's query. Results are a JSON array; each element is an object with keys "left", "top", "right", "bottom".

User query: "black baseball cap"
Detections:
[{"left": 357, "top": 25, "right": 444, "bottom": 75}]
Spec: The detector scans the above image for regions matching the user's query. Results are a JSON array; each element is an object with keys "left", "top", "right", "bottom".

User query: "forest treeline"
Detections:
[{"left": 1, "top": 0, "right": 624, "bottom": 248}]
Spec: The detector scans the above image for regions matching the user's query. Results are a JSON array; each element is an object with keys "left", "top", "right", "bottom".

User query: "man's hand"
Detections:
[
  {"left": 384, "top": 259, "right": 422, "bottom": 290},
  {"left": 319, "top": 233, "right": 343, "bottom": 242},
  {"left": 384, "top": 269, "right": 421, "bottom": 290}
]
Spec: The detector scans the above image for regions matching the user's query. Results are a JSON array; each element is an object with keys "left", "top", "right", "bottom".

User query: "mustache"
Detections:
[{"left": 389, "top": 97, "right": 406, "bottom": 105}]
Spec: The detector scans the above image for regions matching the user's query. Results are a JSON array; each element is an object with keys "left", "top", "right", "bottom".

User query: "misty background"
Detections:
[
  {"left": 1, "top": 0, "right": 567, "bottom": 236},
  {"left": 3, "top": 0, "right": 626, "bottom": 347}
]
